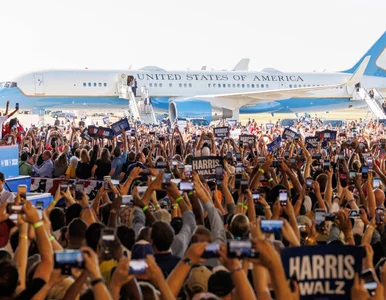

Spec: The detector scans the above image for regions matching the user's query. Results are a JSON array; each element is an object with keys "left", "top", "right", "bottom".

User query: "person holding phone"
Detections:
[{"left": 0, "top": 172, "right": 14, "bottom": 204}]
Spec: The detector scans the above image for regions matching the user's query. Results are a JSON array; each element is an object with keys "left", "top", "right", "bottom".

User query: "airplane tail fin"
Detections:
[{"left": 342, "top": 31, "right": 386, "bottom": 77}]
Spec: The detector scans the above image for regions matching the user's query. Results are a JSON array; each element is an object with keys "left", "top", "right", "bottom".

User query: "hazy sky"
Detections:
[{"left": 0, "top": 0, "right": 385, "bottom": 81}]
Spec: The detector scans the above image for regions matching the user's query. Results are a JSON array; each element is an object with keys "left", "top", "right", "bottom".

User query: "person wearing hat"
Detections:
[
  {"left": 184, "top": 265, "right": 212, "bottom": 299},
  {"left": 0, "top": 172, "right": 14, "bottom": 205}
]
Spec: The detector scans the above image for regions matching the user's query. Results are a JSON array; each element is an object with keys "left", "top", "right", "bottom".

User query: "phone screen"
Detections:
[
  {"left": 279, "top": 190, "right": 287, "bottom": 205},
  {"left": 121, "top": 195, "right": 134, "bottom": 207},
  {"left": 54, "top": 250, "right": 85, "bottom": 269},
  {"left": 368, "top": 159, "right": 373, "bottom": 168},
  {"left": 129, "top": 260, "right": 148, "bottom": 275},
  {"left": 315, "top": 209, "right": 326, "bottom": 227},
  {"left": 306, "top": 178, "right": 313, "bottom": 189},
  {"left": 215, "top": 166, "right": 223, "bottom": 181},
  {"left": 349, "top": 210, "right": 361, "bottom": 219},
  {"left": 227, "top": 240, "right": 258, "bottom": 259},
  {"left": 362, "top": 269, "right": 377, "bottom": 296},
  {"left": 100, "top": 229, "right": 115, "bottom": 260},
  {"left": 373, "top": 178, "right": 381, "bottom": 189},
  {"left": 201, "top": 243, "right": 220, "bottom": 258},
  {"left": 235, "top": 153, "right": 241, "bottom": 161},
  {"left": 18, "top": 185, "right": 27, "bottom": 201},
  {"left": 260, "top": 220, "right": 284, "bottom": 233},
  {"left": 137, "top": 186, "right": 147, "bottom": 194},
  {"left": 179, "top": 181, "right": 194, "bottom": 191},
  {"left": 184, "top": 165, "right": 192, "bottom": 178},
  {"left": 162, "top": 173, "right": 172, "bottom": 188}
]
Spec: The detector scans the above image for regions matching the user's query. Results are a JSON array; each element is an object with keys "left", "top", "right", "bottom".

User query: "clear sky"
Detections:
[{"left": 0, "top": 0, "right": 385, "bottom": 81}]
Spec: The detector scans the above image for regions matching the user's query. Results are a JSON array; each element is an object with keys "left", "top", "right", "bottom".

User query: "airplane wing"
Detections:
[
  {"left": 190, "top": 56, "right": 370, "bottom": 110},
  {"left": 232, "top": 59, "right": 250, "bottom": 71}
]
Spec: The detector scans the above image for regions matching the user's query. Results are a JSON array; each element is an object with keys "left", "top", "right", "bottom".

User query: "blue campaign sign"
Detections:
[
  {"left": 111, "top": 118, "right": 130, "bottom": 136},
  {"left": 0, "top": 145, "right": 19, "bottom": 178},
  {"left": 282, "top": 128, "right": 297, "bottom": 140},
  {"left": 267, "top": 136, "right": 282, "bottom": 152},
  {"left": 281, "top": 245, "right": 364, "bottom": 300}
]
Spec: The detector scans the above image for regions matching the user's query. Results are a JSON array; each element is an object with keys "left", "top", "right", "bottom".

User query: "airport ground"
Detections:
[{"left": 13, "top": 108, "right": 370, "bottom": 129}]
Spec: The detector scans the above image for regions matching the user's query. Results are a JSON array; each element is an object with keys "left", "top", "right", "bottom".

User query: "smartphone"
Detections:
[
  {"left": 298, "top": 224, "right": 307, "bottom": 233},
  {"left": 323, "top": 161, "right": 330, "bottom": 171},
  {"left": 339, "top": 172, "right": 348, "bottom": 188},
  {"left": 279, "top": 189, "right": 287, "bottom": 206},
  {"left": 258, "top": 157, "right": 266, "bottom": 163},
  {"left": 227, "top": 240, "right": 258, "bottom": 259},
  {"left": 235, "top": 164, "right": 244, "bottom": 174},
  {"left": 100, "top": 228, "right": 115, "bottom": 260},
  {"left": 226, "top": 152, "right": 232, "bottom": 161},
  {"left": 179, "top": 181, "right": 194, "bottom": 191},
  {"left": 349, "top": 209, "right": 361, "bottom": 219},
  {"left": 215, "top": 166, "right": 223, "bottom": 184},
  {"left": 260, "top": 220, "right": 284, "bottom": 233},
  {"left": 373, "top": 177, "right": 381, "bottom": 189},
  {"left": 184, "top": 165, "right": 192, "bottom": 179},
  {"left": 18, "top": 185, "right": 27, "bottom": 201},
  {"left": 290, "top": 158, "right": 296, "bottom": 168},
  {"left": 75, "top": 182, "right": 84, "bottom": 200},
  {"left": 129, "top": 260, "right": 148, "bottom": 275},
  {"left": 312, "top": 153, "right": 321, "bottom": 160},
  {"left": 162, "top": 172, "right": 172, "bottom": 189},
  {"left": 6, "top": 203, "right": 24, "bottom": 214},
  {"left": 271, "top": 160, "right": 280, "bottom": 168},
  {"left": 349, "top": 171, "right": 356, "bottom": 183},
  {"left": 315, "top": 208, "right": 326, "bottom": 229},
  {"left": 139, "top": 169, "right": 150, "bottom": 176},
  {"left": 156, "top": 161, "right": 168, "bottom": 169},
  {"left": 235, "top": 153, "right": 241, "bottom": 161},
  {"left": 36, "top": 201, "right": 44, "bottom": 210},
  {"left": 284, "top": 151, "right": 290, "bottom": 159},
  {"left": 338, "top": 153, "right": 344, "bottom": 161},
  {"left": 54, "top": 250, "right": 85, "bottom": 271},
  {"left": 103, "top": 176, "right": 111, "bottom": 190},
  {"left": 368, "top": 159, "right": 373, "bottom": 169},
  {"left": 252, "top": 190, "right": 260, "bottom": 202},
  {"left": 305, "top": 177, "right": 313, "bottom": 191},
  {"left": 240, "top": 180, "right": 248, "bottom": 193},
  {"left": 362, "top": 269, "right": 377, "bottom": 296},
  {"left": 201, "top": 243, "right": 220, "bottom": 259},
  {"left": 121, "top": 195, "right": 134, "bottom": 207},
  {"left": 137, "top": 186, "right": 147, "bottom": 194},
  {"left": 362, "top": 166, "right": 369, "bottom": 179},
  {"left": 376, "top": 209, "right": 384, "bottom": 225}
]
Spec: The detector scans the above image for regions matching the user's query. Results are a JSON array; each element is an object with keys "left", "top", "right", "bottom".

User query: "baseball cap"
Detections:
[{"left": 185, "top": 265, "right": 212, "bottom": 293}]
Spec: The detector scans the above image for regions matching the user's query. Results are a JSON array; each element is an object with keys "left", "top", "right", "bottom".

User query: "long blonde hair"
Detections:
[{"left": 80, "top": 149, "right": 90, "bottom": 164}]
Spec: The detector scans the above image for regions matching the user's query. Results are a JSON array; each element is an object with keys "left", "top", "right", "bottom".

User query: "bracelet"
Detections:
[
  {"left": 344, "top": 232, "right": 353, "bottom": 239},
  {"left": 154, "top": 204, "right": 160, "bottom": 209},
  {"left": 175, "top": 196, "right": 183, "bottom": 203},
  {"left": 268, "top": 178, "right": 273, "bottom": 183},
  {"left": 142, "top": 206, "right": 149, "bottom": 212},
  {"left": 19, "top": 234, "right": 28, "bottom": 240},
  {"left": 258, "top": 168, "right": 264, "bottom": 174},
  {"left": 49, "top": 235, "right": 55, "bottom": 241},
  {"left": 81, "top": 206, "right": 89, "bottom": 210},
  {"left": 52, "top": 200, "right": 57, "bottom": 205},
  {"left": 264, "top": 206, "right": 270, "bottom": 211},
  {"left": 230, "top": 267, "right": 242, "bottom": 274},
  {"left": 188, "top": 191, "right": 193, "bottom": 196},
  {"left": 110, "top": 209, "right": 117, "bottom": 214},
  {"left": 172, "top": 204, "right": 179, "bottom": 209},
  {"left": 91, "top": 278, "right": 104, "bottom": 286},
  {"left": 237, "top": 202, "right": 244, "bottom": 206},
  {"left": 33, "top": 221, "right": 44, "bottom": 229},
  {"left": 243, "top": 205, "right": 248, "bottom": 210}
]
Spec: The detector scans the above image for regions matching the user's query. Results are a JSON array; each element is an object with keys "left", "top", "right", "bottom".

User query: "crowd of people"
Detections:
[{"left": 2, "top": 101, "right": 386, "bottom": 299}]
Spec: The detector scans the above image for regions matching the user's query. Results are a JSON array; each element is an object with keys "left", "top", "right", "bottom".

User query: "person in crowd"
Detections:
[
  {"left": 53, "top": 152, "right": 68, "bottom": 177},
  {"left": 91, "top": 148, "right": 111, "bottom": 180},
  {"left": 32, "top": 150, "right": 53, "bottom": 178},
  {"left": 0, "top": 101, "right": 19, "bottom": 140},
  {"left": 18, "top": 152, "right": 32, "bottom": 176},
  {"left": 4, "top": 114, "right": 386, "bottom": 299},
  {"left": 382, "top": 100, "right": 386, "bottom": 114},
  {"left": 64, "top": 156, "right": 78, "bottom": 180},
  {"left": 369, "top": 88, "right": 375, "bottom": 99}
]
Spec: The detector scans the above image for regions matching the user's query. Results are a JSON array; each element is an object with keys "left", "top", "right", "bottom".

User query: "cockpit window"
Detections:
[{"left": 2, "top": 82, "right": 17, "bottom": 88}]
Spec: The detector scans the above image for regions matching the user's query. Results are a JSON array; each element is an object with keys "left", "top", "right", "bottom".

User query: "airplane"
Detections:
[{"left": 0, "top": 32, "right": 385, "bottom": 123}]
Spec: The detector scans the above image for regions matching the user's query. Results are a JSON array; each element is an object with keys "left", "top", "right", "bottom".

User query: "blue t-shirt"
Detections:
[{"left": 111, "top": 152, "right": 127, "bottom": 180}]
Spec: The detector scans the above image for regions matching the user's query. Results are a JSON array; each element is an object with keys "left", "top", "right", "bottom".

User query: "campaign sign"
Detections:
[
  {"left": 96, "top": 127, "right": 114, "bottom": 139},
  {"left": 214, "top": 127, "right": 229, "bottom": 138},
  {"left": 267, "top": 136, "right": 282, "bottom": 152},
  {"left": 88, "top": 125, "right": 98, "bottom": 137},
  {"left": 281, "top": 245, "right": 364, "bottom": 300},
  {"left": 228, "top": 120, "right": 237, "bottom": 126},
  {"left": 80, "top": 128, "right": 92, "bottom": 141},
  {"left": 305, "top": 136, "right": 320, "bottom": 150},
  {"left": 111, "top": 118, "right": 130, "bottom": 136},
  {"left": 239, "top": 135, "right": 255, "bottom": 145},
  {"left": 103, "top": 117, "right": 110, "bottom": 124},
  {"left": 317, "top": 130, "right": 337, "bottom": 141},
  {"left": 282, "top": 128, "right": 297, "bottom": 141},
  {"left": 192, "top": 156, "right": 224, "bottom": 180},
  {"left": 266, "top": 123, "right": 274, "bottom": 130},
  {"left": 0, "top": 145, "right": 19, "bottom": 178}
]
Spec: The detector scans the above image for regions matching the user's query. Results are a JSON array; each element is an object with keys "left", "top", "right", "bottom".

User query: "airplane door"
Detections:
[
  {"left": 34, "top": 74, "right": 45, "bottom": 95},
  {"left": 279, "top": 82, "right": 286, "bottom": 89}
]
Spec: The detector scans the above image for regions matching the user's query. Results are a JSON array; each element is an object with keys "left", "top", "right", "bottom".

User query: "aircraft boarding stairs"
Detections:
[
  {"left": 355, "top": 88, "right": 386, "bottom": 119},
  {"left": 117, "top": 77, "right": 157, "bottom": 124}
]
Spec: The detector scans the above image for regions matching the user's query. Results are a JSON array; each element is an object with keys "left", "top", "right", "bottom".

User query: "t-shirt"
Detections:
[
  {"left": 65, "top": 166, "right": 76, "bottom": 179},
  {"left": 19, "top": 161, "right": 32, "bottom": 176},
  {"left": 111, "top": 152, "right": 128, "bottom": 180},
  {"left": 15, "top": 277, "right": 46, "bottom": 300},
  {"left": 0, "top": 188, "right": 15, "bottom": 204},
  {"left": 99, "top": 259, "right": 117, "bottom": 286},
  {"left": 95, "top": 159, "right": 111, "bottom": 180},
  {"left": 76, "top": 162, "right": 92, "bottom": 179},
  {"left": 154, "top": 252, "right": 180, "bottom": 278}
]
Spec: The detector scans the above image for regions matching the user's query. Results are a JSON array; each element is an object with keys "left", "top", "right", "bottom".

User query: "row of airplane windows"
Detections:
[
  {"left": 147, "top": 83, "right": 345, "bottom": 89},
  {"left": 83, "top": 82, "right": 108, "bottom": 87}
]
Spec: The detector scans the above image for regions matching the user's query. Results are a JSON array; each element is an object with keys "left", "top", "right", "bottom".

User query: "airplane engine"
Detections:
[{"left": 168, "top": 100, "right": 233, "bottom": 123}]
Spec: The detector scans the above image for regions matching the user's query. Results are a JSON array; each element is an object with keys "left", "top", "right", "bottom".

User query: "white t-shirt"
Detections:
[{"left": 0, "top": 115, "right": 8, "bottom": 140}]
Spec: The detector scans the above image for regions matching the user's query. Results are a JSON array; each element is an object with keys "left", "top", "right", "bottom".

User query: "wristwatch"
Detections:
[{"left": 182, "top": 257, "right": 193, "bottom": 268}]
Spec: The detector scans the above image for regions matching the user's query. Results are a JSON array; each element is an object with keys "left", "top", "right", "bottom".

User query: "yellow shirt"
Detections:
[
  {"left": 99, "top": 260, "right": 117, "bottom": 285},
  {"left": 65, "top": 166, "right": 76, "bottom": 179}
]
